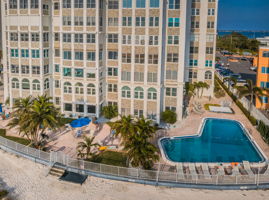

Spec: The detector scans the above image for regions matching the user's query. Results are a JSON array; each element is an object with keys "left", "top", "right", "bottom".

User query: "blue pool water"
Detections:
[{"left": 160, "top": 118, "right": 265, "bottom": 163}]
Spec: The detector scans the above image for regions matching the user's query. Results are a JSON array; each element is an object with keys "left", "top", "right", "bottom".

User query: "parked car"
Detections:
[
  {"left": 250, "top": 66, "right": 257, "bottom": 71},
  {"left": 230, "top": 73, "right": 242, "bottom": 79}
]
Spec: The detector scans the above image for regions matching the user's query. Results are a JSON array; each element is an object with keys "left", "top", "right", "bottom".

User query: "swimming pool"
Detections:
[{"left": 160, "top": 118, "right": 265, "bottom": 163}]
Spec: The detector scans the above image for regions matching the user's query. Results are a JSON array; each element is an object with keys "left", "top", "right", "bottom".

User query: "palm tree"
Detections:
[
  {"left": 8, "top": 95, "right": 62, "bottom": 147},
  {"left": 101, "top": 105, "right": 118, "bottom": 119},
  {"left": 77, "top": 136, "right": 100, "bottom": 159},
  {"left": 135, "top": 117, "right": 157, "bottom": 139},
  {"left": 193, "top": 82, "right": 201, "bottom": 98},
  {"left": 108, "top": 115, "right": 137, "bottom": 142},
  {"left": 199, "top": 82, "right": 210, "bottom": 98},
  {"left": 123, "top": 132, "right": 159, "bottom": 169},
  {"left": 236, "top": 79, "right": 263, "bottom": 111}
]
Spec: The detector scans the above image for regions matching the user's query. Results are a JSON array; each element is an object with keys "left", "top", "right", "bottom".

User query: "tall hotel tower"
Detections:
[{"left": 1, "top": 0, "right": 218, "bottom": 123}]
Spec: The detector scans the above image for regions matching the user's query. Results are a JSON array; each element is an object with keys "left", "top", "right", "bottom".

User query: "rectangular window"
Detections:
[
  {"left": 206, "top": 47, "right": 214, "bottom": 54},
  {"left": 149, "top": 35, "right": 158, "bottom": 45},
  {"left": 108, "top": 0, "right": 118, "bottom": 9},
  {"left": 55, "top": 80, "right": 60, "bottom": 89},
  {"left": 87, "top": 52, "right": 96, "bottom": 61},
  {"left": 108, "top": 84, "right": 118, "bottom": 92},
  {"left": 63, "top": 16, "right": 72, "bottom": 26},
  {"left": 75, "top": 51, "right": 84, "bottom": 60},
  {"left": 21, "top": 49, "right": 29, "bottom": 58},
  {"left": 43, "top": 49, "right": 49, "bottom": 58},
  {"left": 108, "top": 18, "right": 118, "bottom": 26},
  {"left": 147, "top": 72, "right": 157, "bottom": 82},
  {"left": 55, "top": 64, "right": 60, "bottom": 72},
  {"left": 135, "top": 54, "right": 145, "bottom": 64},
  {"left": 122, "top": 35, "right": 132, "bottom": 44},
  {"left": 168, "top": 35, "right": 179, "bottom": 45},
  {"left": 123, "top": 0, "right": 132, "bottom": 8},
  {"left": 20, "top": 0, "right": 28, "bottom": 9},
  {"left": 121, "top": 71, "right": 131, "bottom": 81},
  {"left": 191, "top": 21, "right": 200, "bottom": 29},
  {"left": 9, "top": 0, "right": 18, "bottom": 9},
  {"left": 190, "top": 34, "right": 199, "bottom": 42},
  {"left": 206, "top": 34, "right": 214, "bottom": 42},
  {"left": 11, "top": 49, "right": 19, "bottom": 57},
  {"left": 87, "top": 72, "right": 96, "bottom": 78},
  {"left": 150, "top": 0, "right": 159, "bottom": 8},
  {"left": 134, "top": 72, "right": 144, "bottom": 82},
  {"left": 87, "top": 0, "right": 96, "bottom": 8},
  {"left": 149, "top": 17, "right": 159, "bottom": 27},
  {"left": 86, "top": 16, "right": 96, "bottom": 26},
  {"left": 263, "top": 51, "right": 269, "bottom": 58},
  {"left": 166, "top": 70, "right": 178, "bottom": 80},
  {"left": 108, "top": 51, "right": 118, "bottom": 60},
  {"left": 87, "top": 34, "right": 95, "bottom": 43},
  {"left": 31, "top": 33, "right": 39, "bottom": 42},
  {"left": 63, "top": 0, "right": 71, "bottom": 8},
  {"left": 43, "top": 33, "right": 49, "bottom": 42},
  {"left": 189, "top": 70, "right": 197, "bottom": 79},
  {"left": 122, "top": 17, "right": 132, "bottom": 26},
  {"left": 44, "top": 65, "right": 49, "bottom": 74},
  {"left": 208, "top": 8, "right": 215, "bottom": 16},
  {"left": 189, "top": 59, "right": 198, "bottom": 67},
  {"left": 205, "top": 60, "right": 213, "bottom": 67},
  {"left": 63, "top": 68, "right": 72, "bottom": 77},
  {"left": 20, "top": 33, "right": 29, "bottom": 41},
  {"left": 148, "top": 54, "right": 158, "bottom": 64},
  {"left": 168, "top": 18, "right": 180, "bottom": 27},
  {"left": 10, "top": 33, "right": 18, "bottom": 41},
  {"left": 169, "top": 0, "right": 180, "bottom": 9},
  {"left": 261, "top": 97, "right": 269, "bottom": 104},
  {"left": 107, "top": 67, "right": 118, "bottom": 76},
  {"left": 166, "top": 88, "right": 177, "bottom": 96},
  {"left": 63, "top": 33, "right": 72, "bottom": 42},
  {"left": 107, "top": 34, "right": 118, "bottom": 43},
  {"left": 31, "top": 50, "right": 40, "bottom": 58},
  {"left": 74, "top": 0, "right": 84, "bottom": 8},
  {"left": 11, "top": 65, "right": 19, "bottom": 73},
  {"left": 136, "top": 0, "right": 145, "bottom": 8},
  {"left": 122, "top": 53, "right": 132, "bottom": 63},
  {"left": 207, "top": 21, "right": 215, "bottom": 29},
  {"left": 74, "top": 34, "right": 83, "bottom": 43},
  {"left": 135, "top": 35, "right": 145, "bottom": 45},
  {"left": 190, "top": 46, "right": 199, "bottom": 54},
  {"left": 63, "top": 51, "right": 72, "bottom": 60},
  {"left": 192, "top": 8, "right": 200, "bottom": 16},
  {"left": 136, "top": 17, "right": 146, "bottom": 27},
  {"left": 167, "top": 53, "right": 178, "bottom": 62},
  {"left": 74, "top": 16, "right": 84, "bottom": 26},
  {"left": 32, "top": 66, "right": 40, "bottom": 74},
  {"left": 87, "top": 105, "right": 96, "bottom": 114},
  {"left": 64, "top": 103, "right": 73, "bottom": 112},
  {"left": 74, "top": 69, "right": 84, "bottom": 77}
]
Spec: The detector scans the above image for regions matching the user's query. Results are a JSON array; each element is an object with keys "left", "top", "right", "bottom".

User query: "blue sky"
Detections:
[{"left": 218, "top": 0, "right": 269, "bottom": 31}]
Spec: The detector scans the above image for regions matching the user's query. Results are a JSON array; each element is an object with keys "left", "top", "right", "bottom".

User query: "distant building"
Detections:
[
  {"left": 1, "top": 0, "right": 218, "bottom": 122},
  {"left": 256, "top": 44, "right": 269, "bottom": 109},
  {"left": 257, "top": 36, "right": 269, "bottom": 47}
]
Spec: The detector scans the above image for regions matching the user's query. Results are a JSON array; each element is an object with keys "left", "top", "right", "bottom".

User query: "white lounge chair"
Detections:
[
  {"left": 188, "top": 163, "right": 197, "bottom": 180},
  {"left": 201, "top": 163, "right": 211, "bottom": 179},
  {"left": 218, "top": 165, "right": 225, "bottom": 176},
  {"left": 176, "top": 163, "right": 184, "bottom": 180},
  {"left": 243, "top": 161, "right": 254, "bottom": 176},
  {"left": 232, "top": 166, "right": 240, "bottom": 176}
]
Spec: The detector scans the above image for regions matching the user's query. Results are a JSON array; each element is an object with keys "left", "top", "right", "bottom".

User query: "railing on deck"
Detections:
[{"left": 0, "top": 136, "right": 268, "bottom": 187}]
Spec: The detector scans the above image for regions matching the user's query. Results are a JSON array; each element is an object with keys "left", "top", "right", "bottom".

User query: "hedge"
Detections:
[
  {"left": 257, "top": 120, "right": 269, "bottom": 144},
  {"left": 215, "top": 76, "right": 257, "bottom": 126}
]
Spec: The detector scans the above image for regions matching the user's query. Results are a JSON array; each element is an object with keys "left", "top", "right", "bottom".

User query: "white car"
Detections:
[{"left": 250, "top": 66, "right": 257, "bottom": 71}]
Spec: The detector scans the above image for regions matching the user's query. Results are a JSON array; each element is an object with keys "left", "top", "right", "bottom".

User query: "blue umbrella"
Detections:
[
  {"left": 70, "top": 118, "right": 91, "bottom": 128},
  {"left": 0, "top": 104, "right": 2, "bottom": 113}
]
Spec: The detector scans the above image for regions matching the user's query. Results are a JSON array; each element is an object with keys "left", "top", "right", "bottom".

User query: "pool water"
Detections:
[{"left": 160, "top": 118, "right": 265, "bottom": 163}]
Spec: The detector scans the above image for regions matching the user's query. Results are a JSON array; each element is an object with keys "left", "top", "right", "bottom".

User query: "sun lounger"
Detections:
[
  {"left": 188, "top": 163, "right": 197, "bottom": 180},
  {"left": 232, "top": 166, "right": 240, "bottom": 176},
  {"left": 176, "top": 163, "right": 184, "bottom": 179},
  {"left": 218, "top": 165, "right": 225, "bottom": 176},
  {"left": 243, "top": 161, "right": 254, "bottom": 176},
  {"left": 201, "top": 163, "right": 211, "bottom": 179}
]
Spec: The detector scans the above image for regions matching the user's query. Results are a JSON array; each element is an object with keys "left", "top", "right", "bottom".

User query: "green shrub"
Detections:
[
  {"left": 161, "top": 110, "right": 177, "bottom": 124},
  {"left": 89, "top": 151, "right": 127, "bottom": 167},
  {"left": 0, "top": 190, "right": 8, "bottom": 199},
  {"left": 101, "top": 105, "right": 118, "bottom": 119},
  {"left": 257, "top": 121, "right": 269, "bottom": 144},
  {"left": 215, "top": 76, "right": 257, "bottom": 126}
]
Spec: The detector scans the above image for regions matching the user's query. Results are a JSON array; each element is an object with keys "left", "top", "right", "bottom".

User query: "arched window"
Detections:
[
  {"left": 121, "top": 86, "right": 131, "bottom": 98},
  {"left": 87, "top": 83, "right": 96, "bottom": 95},
  {"left": 32, "top": 80, "right": 40, "bottom": 91},
  {"left": 205, "top": 71, "right": 212, "bottom": 80},
  {"left": 147, "top": 88, "right": 157, "bottom": 100},
  {"left": 75, "top": 82, "right": 84, "bottom": 94},
  {"left": 44, "top": 78, "right": 49, "bottom": 90},
  {"left": 64, "top": 82, "right": 72, "bottom": 93},
  {"left": 134, "top": 87, "right": 144, "bottom": 99},
  {"left": 11, "top": 78, "right": 19, "bottom": 89},
  {"left": 22, "top": 78, "right": 30, "bottom": 90}
]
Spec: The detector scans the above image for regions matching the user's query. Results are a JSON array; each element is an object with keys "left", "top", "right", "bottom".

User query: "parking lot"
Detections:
[{"left": 217, "top": 53, "right": 257, "bottom": 84}]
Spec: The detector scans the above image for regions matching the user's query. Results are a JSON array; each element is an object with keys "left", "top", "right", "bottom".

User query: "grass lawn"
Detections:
[
  {"left": 0, "top": 129, "right": 31, "bottom": 146},
  {"left": 89, "top": 151, "right": 128, "bottom": 167}
]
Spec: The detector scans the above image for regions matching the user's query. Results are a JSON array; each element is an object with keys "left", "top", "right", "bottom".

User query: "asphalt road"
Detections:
[{"left": 217, "top": 53, "right": 257, "bottom": 85}]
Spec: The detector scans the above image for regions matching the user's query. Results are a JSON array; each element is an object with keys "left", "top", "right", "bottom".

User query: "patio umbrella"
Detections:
[
  {"left": 0, "top": 104, "right": 2, "bottom": 113},
  {"left": 70, "top": 118, "right": 91, "bottom": 128}
]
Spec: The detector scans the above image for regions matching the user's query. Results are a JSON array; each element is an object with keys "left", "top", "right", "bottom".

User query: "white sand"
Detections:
[{"left": 0, "top": 150, "right": 269, "bottom": 200}]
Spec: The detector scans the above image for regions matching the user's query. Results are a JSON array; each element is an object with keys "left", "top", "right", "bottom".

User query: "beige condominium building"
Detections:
[{"left": 1, "top": 0, "right": 218, "bottom": 123}]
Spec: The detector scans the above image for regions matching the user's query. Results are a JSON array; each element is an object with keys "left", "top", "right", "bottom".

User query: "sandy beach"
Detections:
[{"left": 0, "top": 150, "right": 268, "bottom": 200}]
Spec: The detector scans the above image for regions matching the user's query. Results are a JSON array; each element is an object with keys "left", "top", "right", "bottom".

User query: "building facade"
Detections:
[
  {"left": 1, "top": 0, "right": 218, "bottom": 123},
  {"left": 256, "top": 44, "right": 269, "bottom": 109}
]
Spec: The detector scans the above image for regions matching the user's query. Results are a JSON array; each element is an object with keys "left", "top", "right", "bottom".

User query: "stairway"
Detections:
[{"left": 48, "top": 165, "right": 65, "bottom": 177}]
